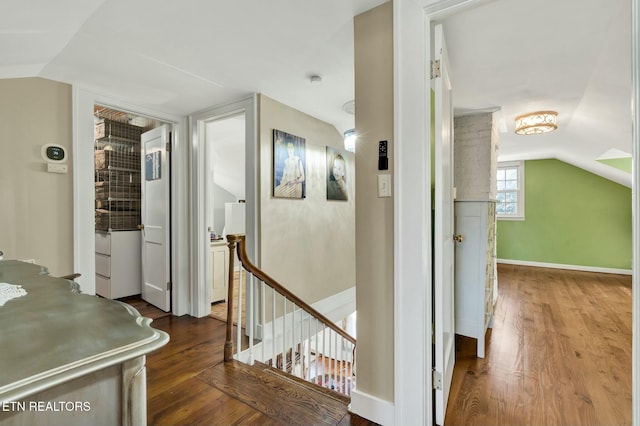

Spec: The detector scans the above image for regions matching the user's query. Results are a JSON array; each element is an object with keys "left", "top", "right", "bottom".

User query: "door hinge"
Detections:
[
  {"left": 166, "top": 132, "right": 172, "bottom": 152},
  {"left": 431, "top": 60, "right": 441, "bottom": 79},
  {"left": 167, "top": 281, "right": 172, "bottom": 291},
  {"left": 433, "top": 370, "right": 443, "bottom": 390}
]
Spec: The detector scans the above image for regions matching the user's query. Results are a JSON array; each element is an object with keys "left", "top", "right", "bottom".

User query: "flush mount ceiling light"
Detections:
[
  {"left": 342, "top": 100, "right": 355, "bottom": 115},
  {"left": 514, "top": 110, "right": 558, "bottom": 135}
]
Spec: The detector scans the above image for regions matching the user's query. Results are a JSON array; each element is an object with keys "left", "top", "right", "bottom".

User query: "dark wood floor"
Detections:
[
  {"left": 144, "top": 313, "right": 376, "bottom": 425},
  {"left": 134, "top": 263, "right": 632, "bottom": 425},
  {"left": 445, "top": 264, "right": 632, "bottom": 426}
]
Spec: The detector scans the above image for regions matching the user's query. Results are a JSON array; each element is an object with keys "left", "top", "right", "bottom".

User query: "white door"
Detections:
[
  {"left": 141, "top": 125, "right": 171, "bottom": 312},
  {"left": 433, "top": 23, "right": 456, "bottom": 426}
]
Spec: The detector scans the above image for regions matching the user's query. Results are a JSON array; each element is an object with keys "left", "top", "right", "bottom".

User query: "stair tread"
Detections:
[
  {"left": 197, "top": 360, "right": 350, "bottom": 425},
  {"left": 256, "top": 361, "right": 351, "bottom": 404}
]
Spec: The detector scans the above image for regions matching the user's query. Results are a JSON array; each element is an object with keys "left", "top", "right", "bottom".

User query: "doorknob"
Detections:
[
  {"left": 138, "top": 224, "right": 145, "bottom": 230},
  {"left": 453, "top": 234, "right": 463, "bottom": 243}
]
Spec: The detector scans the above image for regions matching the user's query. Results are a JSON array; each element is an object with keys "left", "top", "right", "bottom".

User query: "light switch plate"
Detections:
[{"left": 378, "top": 174, "right": 391, "bottom": 197}]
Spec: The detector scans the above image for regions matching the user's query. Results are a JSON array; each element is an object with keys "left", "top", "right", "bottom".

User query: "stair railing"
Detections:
[{"left": 224, "top": 234, "right": 356, "bottom": 397}]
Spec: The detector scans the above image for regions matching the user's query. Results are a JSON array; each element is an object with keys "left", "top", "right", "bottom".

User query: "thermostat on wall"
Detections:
[{"left": 41, "top": 143, "right": 67, "bottom": 163}]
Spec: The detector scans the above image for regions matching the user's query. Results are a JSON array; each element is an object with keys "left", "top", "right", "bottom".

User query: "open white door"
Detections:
[
  {"left": 433, "top": 23, "right": 456, "bottom": 425},
  {"left": 141, "top": 125, "right": 171, "bottom": 312}
]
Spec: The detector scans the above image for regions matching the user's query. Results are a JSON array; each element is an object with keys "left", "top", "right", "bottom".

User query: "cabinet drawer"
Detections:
[
  {"left": 95, "top": 274, "right": 111, "bottom": 298},
  {"left": 95, "top": 232, "right": 111, "bottom": 255},
  {"left": 95, "top": 254, "right": 111, "bottom": 277}
]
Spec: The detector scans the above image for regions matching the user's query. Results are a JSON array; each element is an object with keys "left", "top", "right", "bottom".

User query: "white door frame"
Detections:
[
  {"left": 189, "top": 95, "right": 259, "bottom": 318},
  {"left": 631, "top": 1, "right": 639, "bottom": 424},
  {"left": 72, "top": 88, "right": 190, "bottom": 315},
  {"left": 394, "top": 0, "right": 639, "bottom": 424}
]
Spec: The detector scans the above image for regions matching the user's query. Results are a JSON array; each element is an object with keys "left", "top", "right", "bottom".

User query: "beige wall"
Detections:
[
  {"left": 0, "top": 78, "right": 73, "bottom": 276},
  {"left": 258, "top": 94, "right": 356, "bottom": 304},
  {"left": 354, "top": 2, "right": 394, "bottom": 401}
]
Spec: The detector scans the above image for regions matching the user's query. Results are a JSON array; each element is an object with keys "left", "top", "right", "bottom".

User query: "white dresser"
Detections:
[
  {"left": 95, "top": 231, "right": 141, "bottom": 299},
  {"left": 210, "top": 239, "right": 230, "bottom": 303},
  {"left": 454, "top": 200, "right": 497, "bottom": 358}
]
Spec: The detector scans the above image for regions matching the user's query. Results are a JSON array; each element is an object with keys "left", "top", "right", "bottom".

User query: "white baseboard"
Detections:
[
  {"left": 349, "top": 388, "right": 395, "bottom": 426},
  {"left": 497, "top": 258, "right": 632, "bottom": 275}
]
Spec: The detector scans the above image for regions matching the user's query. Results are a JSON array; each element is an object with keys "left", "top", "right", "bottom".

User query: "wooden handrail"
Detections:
[{"left": 224, "top": 234, "right": 356, "bottom": 362}]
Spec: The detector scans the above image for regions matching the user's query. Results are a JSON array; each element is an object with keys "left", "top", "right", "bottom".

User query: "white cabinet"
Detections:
[
  {"left": 211, "top": 240, "right": 230, "bottom": 303},
  {"left": 95, "top": 231, "right": 141, "bottom": 299},
  {"left": 454, "top": 201, "right": 497, "bottom": 358}
]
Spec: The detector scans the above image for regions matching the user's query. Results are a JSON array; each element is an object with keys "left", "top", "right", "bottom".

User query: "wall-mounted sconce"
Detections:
[{"left": 344, "top": 129, "right": 356, "bottom": 153}]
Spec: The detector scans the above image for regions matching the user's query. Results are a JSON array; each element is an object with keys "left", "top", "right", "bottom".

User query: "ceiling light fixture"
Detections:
[
  {"left": 310, "top": 75, "right": 322, "bottom": 84},
  {"left": 342, "top": 100, "right": 355, "bottom": 115},
  {"left": 514, "top": 110, "right": 558, "bottom": 135}
]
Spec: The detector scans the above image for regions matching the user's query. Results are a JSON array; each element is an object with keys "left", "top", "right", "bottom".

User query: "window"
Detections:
[{"left": 496, "top": 161, "right": 524, "bottom": 219}]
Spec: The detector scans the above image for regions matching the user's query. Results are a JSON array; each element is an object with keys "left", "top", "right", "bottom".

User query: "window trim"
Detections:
[{"left": 496, "top": 160, "right": 525, "bottom": 220}]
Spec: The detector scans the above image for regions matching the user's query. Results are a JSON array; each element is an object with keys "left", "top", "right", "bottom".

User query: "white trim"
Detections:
[
  {"left": 349, "top": 389, "right": 395, "bottom": 426},
  {"left": 72, "top": 88, "right": 190, "bottom": 316},
  {"left": 310, "top": 286, "right": 355, "bottom": 323},
  {"left": 423, "top": 0, "right": 495, "bottom": 18},
  {"left": 394, "top": 1, "right": 430, "bottom": 425},
  {"left": 188, "top": 95, "right": 259, "bottom": 318},
  {"left": 497, "top": 258, "right": 632, "bottom": 276},
  {"left": 631, "top": 0, "right": 640, "bottom": 423}
]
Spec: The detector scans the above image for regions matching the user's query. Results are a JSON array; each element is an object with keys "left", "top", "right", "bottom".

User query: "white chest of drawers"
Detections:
[{"left": 95, "top": 231, "right": 141, "bottom": 299}]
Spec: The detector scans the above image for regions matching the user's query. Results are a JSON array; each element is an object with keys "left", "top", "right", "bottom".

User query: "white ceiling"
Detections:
[
  {"left": 441, "top": 0, "right": 632, "bottom": 186},
  {"left": 1, "top": 0, "right": 633, "bottom": 186}
]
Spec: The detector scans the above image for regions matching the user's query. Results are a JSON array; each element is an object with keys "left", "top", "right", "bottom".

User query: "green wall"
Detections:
[
  {"left": 597, "top": 157, "right": 632, "bottom": 173},
  {"left": 497, "top": 159, "right": 632, "bottom": 270}
]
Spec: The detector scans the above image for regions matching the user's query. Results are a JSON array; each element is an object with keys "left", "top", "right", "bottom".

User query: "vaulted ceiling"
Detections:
[
  {"left": 442, "top": 0, "right": 632, "bottom": 186},
  {"left": 2, "top": 0, "right": 632, "bottom": 186}
]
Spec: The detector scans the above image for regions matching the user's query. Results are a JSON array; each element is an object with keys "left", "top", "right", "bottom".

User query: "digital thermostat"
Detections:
[{"left": 41, "top": 144, "right": 67, "bottom": 163}]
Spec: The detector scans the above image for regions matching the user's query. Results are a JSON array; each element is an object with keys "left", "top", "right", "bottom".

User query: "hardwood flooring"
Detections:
[
  {"left": 445, "top": 264, "right": 632, "bottom": 426},
  {"left": 144, "top": 314, "right": 376, "bottom": 425},
  {"left": 131, "top": 263, "right": 631, "bottom": 425}
]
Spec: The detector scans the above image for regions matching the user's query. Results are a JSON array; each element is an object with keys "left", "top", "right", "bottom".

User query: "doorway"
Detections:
[
  {"left": 92, "top": 105, "right": 173, "bottom": 312},
  {"left": 72, "top": 89, "right": 188, "bottom": 314},
  {"left": 392, "top": 1, "right": 639, "bottom": 424},
  {"left": 189, "top": 95, "right": 258, "bottom": 318},
  {"left": 205, "top": 112, "right": 246, "bottom": 317}
]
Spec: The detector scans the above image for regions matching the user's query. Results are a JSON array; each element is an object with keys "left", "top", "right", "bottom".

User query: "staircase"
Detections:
[
  {"left": 223, "top": 234, "right": 357, "bottom": 400},
  {"left": 198, "top": 360, "right": 352, "bottom": 425}
]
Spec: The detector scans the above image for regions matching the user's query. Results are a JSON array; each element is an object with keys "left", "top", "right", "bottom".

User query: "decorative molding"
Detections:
[
  {"left": 497, "top": 258, "right": 632, "bottom": 276},
  {"left": 349, "top": 388, "right": 395, "bottom": 426}
]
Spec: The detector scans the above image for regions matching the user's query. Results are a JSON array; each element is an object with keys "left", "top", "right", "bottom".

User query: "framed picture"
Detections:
[
  {"left": 326, "top": 146, "right": 348, "bottom": 201},
  {"left": 273, "top": 129, "right": 306, "bottom": 199}
]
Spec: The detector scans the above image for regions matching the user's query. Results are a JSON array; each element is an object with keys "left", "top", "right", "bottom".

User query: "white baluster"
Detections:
[
  {"left": 261, "top": 281, "right": 266, "bottom": 363},
  {"left": 248, "top": 274, "right": 254, "bottom": 365},
  {"left": 291, "top": 301, "right": 296, "bottom": 375},
  {"left": 236, "top": 263, "right": 243, "bottom": 358},
  {"left": 282, "top": 296, "right": 287, "bottom": 372},
  {"left": 272, "top": 288, "right": 276, "bottom": 368}
]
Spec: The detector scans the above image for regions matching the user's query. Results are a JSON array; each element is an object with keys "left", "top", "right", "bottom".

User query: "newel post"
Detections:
[{"left": 224, "top": 235, "right": 238, "bottom": 362}]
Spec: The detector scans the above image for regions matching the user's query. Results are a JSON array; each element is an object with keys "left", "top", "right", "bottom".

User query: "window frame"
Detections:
[{"left": 496, "top": 160, "right": 525, "bottom": 220}]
